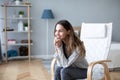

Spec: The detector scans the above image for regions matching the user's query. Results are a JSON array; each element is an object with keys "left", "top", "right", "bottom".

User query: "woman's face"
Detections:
[{"left": 55, "top": 24, "right": 69, "bottom": 40}]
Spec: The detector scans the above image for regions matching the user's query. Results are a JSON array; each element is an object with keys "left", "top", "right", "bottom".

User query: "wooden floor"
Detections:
[
  {"left": 0, "top": 59, "right": 120, "bottom": 80},
  {"left": 0, "top": 59, "right": 51, "bottom": 80},
  {"left": 110, "top": 71, "right": 120, "bottom": 80}
]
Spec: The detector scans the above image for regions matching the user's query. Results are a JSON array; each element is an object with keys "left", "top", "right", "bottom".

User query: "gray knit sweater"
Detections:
[{"left": 54, "top": 45, "right": 88, "bottom": 68}]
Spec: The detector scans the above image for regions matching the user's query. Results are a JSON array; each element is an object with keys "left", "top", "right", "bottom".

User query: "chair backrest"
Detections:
[{"left": 80, "top": 23, "right": 112, "bottom": 64}]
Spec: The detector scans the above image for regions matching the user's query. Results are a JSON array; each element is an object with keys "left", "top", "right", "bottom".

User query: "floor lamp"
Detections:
[{"left": 41, "top": 9, "right": 54, "bottom": 59}]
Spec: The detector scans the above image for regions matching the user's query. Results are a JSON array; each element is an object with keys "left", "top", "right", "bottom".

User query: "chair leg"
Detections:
[{"left": 101, "top": 63, "right": 111, "bottom": 80}]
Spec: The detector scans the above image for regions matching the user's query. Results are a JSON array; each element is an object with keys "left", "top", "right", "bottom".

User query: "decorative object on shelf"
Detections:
[
  {"left": 41, "top": 9, "right": 54, "bottom": 59},
  {"left": 18, "top": 20, "right": 24, "bottom": 31},
  {"left": 18, "top": 11, "right": 24, "bottom": 18},
  {"left": 7, "top": 49, "right": 18, "bottom": 57},
  {"left": 3, "top": 27, "right": 14, "bottom": 31},
  {"left": 19, "top": 46, "right": 28, "bottom": 56},
  {"left": 8, "top": 39, "right": 16, "bottom": 44},
  {"left": 23, "top": 22, "right": 28, "bottom": 31},
  {"left": 21, "top": 39, "right": 33, "bottom": 43},
  {"left": 14, "top": 0, "right": 23, "bottom": 5},
  {"left": 23, "top": 0, "right": 31, "bottom": 5}
]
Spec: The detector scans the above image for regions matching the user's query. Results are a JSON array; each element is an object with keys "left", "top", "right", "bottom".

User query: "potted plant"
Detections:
[
  {"left": 24, "top": 22, "right": 28, "bottom": 31},
  {"left": 18, "top": 11, "right": 24, "bottom": 18}
]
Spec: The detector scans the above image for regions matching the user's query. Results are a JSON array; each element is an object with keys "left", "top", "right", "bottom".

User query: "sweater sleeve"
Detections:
[
  {"left": 53, "top": 45, "right": 63, "bottom": 66},
  {"left": 54, "top": 46, "right": 80, "bottom": 68}
]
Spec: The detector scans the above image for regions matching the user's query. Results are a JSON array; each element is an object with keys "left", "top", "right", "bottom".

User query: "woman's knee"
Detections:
[
  {"left": 61, "top": 68, "right": 69, "bottom": 74},
  {"left": 61, "top": 68, "right": 70, "bottom": 78}
]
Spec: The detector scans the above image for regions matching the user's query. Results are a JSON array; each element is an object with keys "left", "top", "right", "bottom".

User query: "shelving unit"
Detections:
[{"left": 1, "top": 3, "right": 32, "bottom": 63}]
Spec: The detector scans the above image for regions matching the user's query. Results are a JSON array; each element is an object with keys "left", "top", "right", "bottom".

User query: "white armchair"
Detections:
[{"left": 51, "top": 23, "right": 112, "bottom": 80}]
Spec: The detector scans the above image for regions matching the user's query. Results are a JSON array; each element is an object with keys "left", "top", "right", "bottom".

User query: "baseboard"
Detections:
[
  {"left": 2, "top": 55, "right": 53, "bottom": 61},
  {"left": 31, "top": 55, "right": 53, "bottom": 59}
]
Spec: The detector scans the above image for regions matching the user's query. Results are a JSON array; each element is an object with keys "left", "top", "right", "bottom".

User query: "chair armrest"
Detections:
[
  {"left": 87, "top": 60, "right": 111, "bottom": 80},
  {"left": 51, "top": 58, "right": 57, "bottom": 80}
]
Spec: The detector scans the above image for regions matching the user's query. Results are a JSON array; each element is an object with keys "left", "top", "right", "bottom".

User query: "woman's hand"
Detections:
[{"left": 54, "top": 37, "right": 62, "bottom": 53}]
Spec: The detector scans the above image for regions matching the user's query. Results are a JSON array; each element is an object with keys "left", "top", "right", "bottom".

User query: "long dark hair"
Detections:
[{"left": 54, "top": 20, "right": 86, "bottom": 58}]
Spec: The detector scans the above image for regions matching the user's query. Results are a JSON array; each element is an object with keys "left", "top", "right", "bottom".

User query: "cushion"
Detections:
[{"left": 81, "top": 23, "right": 107, "bottom": 38}]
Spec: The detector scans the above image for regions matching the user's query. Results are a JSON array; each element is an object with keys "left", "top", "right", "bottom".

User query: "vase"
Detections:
[
  {"left": 18, "top": 20, "right": 23, "bottom": 31},
  {"left": 15, "top": 0, "right": 21, "bottom": 5}
]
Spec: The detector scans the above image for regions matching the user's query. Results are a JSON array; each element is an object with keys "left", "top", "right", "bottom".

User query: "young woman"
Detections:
[{"left": 53, "top": 20, "right": 88, "bottom": 80}]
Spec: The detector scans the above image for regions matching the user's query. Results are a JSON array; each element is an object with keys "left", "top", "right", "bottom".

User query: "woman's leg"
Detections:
[
  {"left": 61, "top": 67, "right": 87, "bottom": 80},
  {"left": 54, "top": 66, "right": 63, "bottom": 80}
]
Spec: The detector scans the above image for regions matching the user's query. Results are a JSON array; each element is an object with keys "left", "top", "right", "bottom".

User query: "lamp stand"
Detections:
[
  {"left": 41, "top": 9, "right": 54, "bottom": 60},
  {"left": 42, "top": 19, "right": 52, "bottom": 60},
  {"left": 46, "top": 19, "right": 48, "bottom": 59}
]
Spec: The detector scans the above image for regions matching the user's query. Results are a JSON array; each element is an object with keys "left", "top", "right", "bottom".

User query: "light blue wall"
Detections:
[
  {"left": 30, "top": 0, "right": 120, "bottom": 56},
  {"left": 0, "top": 0, "right": 120, "bottom": 56}
]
